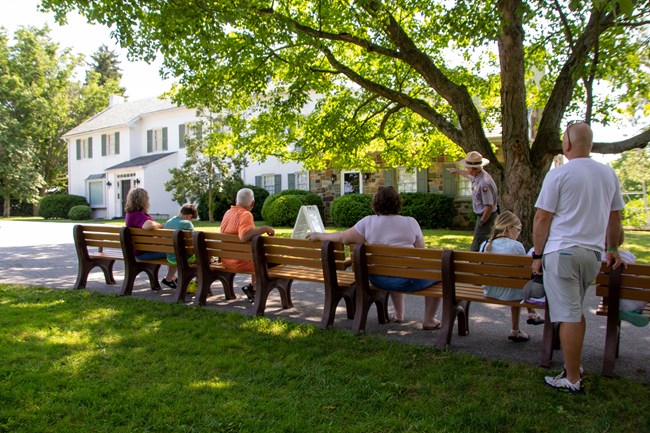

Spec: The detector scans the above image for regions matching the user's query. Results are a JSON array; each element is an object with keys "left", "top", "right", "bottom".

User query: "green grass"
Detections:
[{"left": 1, "top": 285, "right": 649, "bottom": 433}]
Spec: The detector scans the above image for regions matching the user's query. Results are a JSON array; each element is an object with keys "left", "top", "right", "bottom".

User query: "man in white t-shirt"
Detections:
[{"left": 532, "top": 121, "right": 625, "bottom": 394}]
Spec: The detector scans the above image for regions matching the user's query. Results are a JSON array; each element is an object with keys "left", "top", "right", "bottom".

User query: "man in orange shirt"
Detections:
[{"left": 221, "top": 188, "right": 275, "bottom": 301}]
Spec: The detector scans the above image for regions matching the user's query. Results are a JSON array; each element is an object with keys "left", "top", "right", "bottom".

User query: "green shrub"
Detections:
[
  {"left": 39, "top": 193, "right": 88, "bottom": 220},
  {"left": 401, "top": 192, "right": 455, "bottom": 229},
  {"left": 261, "top": 190, "right": 324, "bottom": 226},
  {"left": 262, "top": 195, "right": 304, "bottom": 226},
  {"left": 247, "top": 185, "right": 270, "bottom": 221},
  {"left": 198, "top": 183, "right": 269, "bottom": 222},
  {"left": 68, "top": 205, "right": 93, "bottom": 221},
  {"left": 330, "top": 194, "right": 373, "bottom": 228},
  {"left": 623, "top": 198, "right": 649, "bottom": 228}
]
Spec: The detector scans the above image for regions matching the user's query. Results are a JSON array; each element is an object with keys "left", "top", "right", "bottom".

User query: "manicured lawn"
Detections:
[{"left": 1, "top": 285, "right": 649, "bottom": 433}]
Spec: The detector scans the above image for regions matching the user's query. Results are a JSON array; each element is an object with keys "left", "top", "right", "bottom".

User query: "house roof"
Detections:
[
  {"left": 105, "top": 152, "right": 176, "bottom": 170},
  {"left": 63, "top": 98, "right": 182, "bottom": 137},
  {"left": 85, "top": 173, "right": 106, "bottom": 180}
]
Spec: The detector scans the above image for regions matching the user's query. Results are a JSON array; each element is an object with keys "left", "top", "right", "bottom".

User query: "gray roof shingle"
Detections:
[
  {"left": 64, "top": 98, "right": 182, "bottom": 137},
  {"left": 105, "top": 152, "right": 176, "bottom": 170}
]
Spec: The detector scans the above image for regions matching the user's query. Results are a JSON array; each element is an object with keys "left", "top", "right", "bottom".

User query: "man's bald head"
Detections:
[{"left": 563, "top": 121, "right": 593, "bottom": 159}]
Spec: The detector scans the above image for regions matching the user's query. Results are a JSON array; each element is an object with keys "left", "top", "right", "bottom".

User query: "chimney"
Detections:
[{"left": 109, "top": 95, "right": 125, "bottom": 107}]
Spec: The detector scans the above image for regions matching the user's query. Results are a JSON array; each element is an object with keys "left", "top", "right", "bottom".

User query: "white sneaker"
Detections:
[
  {"left": 559, "top": 365, "right": 584, "bottom": 379},
  {"left": 544, "top": 373, "right": 583, "bottom": 394}
]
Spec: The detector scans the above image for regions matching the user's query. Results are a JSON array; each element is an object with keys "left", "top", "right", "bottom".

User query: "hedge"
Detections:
[
  {"left": 330, "top": 194, "right": 374, "bottom": 228},
  {"left": 39, "top": 194, "right": 89, "bottom": 220},
  {"left": 68, "top": 205, "right": 93, "bottom": 221},
  {"left": 261, "top": 190, "right": 324, "bottom": 226}
]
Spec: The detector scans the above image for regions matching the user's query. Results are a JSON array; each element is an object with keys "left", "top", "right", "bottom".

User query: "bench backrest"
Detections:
[
  {"left": 445, "top": 250, "right": 532, "bottom": 289},
  {"left": 354, "top": 243, "right": 444, "bottom": 282},
  {"left": 596, "top": 261, "right": 650, "bottom": 315},
  {"left": 74, "top": 224, "right": 122, "bottom": 254},
  {"left": 175, "top": 229, "right": 195, "bottom": 260},
  {"left": 253, "top": 236, "right": 325, "bottom": 269},
  {"left": 120, "top": 227, "right": 175, "bottom": 262},
  {"left": 128, "top": 227, "right": 175, "bottom": 254},
  {"left": 192, "top": 231, "right": 252, "bottom": 263}
]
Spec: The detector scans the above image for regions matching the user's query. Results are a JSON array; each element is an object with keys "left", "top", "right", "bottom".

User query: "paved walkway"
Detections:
[{"left": 1, "top": 220, "right": 648, "bottom": 382}]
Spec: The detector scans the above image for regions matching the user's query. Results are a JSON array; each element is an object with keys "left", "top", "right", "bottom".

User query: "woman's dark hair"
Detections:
[{"left": 372, "top": 186, "right": 402, "bottom": 215}]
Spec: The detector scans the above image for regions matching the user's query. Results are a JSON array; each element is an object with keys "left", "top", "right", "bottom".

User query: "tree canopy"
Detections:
[
  {"left": 0, "top": 25, "right": 124, "bottom": 216},
  {"left": 41, "top": 0, "right": 650, "bottom": 242},
  {"left": 86, "top": 44, "right": 125, "bottom": 95}
]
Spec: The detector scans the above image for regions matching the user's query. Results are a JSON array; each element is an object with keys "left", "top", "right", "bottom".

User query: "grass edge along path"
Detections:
[{"left": 1, "top": 285, "right": 649, "bottom": 433}]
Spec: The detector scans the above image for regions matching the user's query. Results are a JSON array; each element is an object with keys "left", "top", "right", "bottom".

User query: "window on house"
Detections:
[
  {"left": 456, "top": 175, "right": 471, "bottom": 197},
  {"left": 397, "top": 168, "right": 418, "bottom": 193},
  {"left": 88, "top": 181, "right": 104, "bottom": 207},
  {"left": 179, "top": 122, "right": 202, "bottom": 149},
  {"left": 342, "top": 171, "right": 362, "bottom": 195},
  {"left": 101, "top": 132, "right": 120, "bottom": 156},
  {"left": 147, "top": 127, "right": 168, "bottom": 153},
  {"left": 262, "top": 174, "right": 276, "bottom": 194},
  {"left": 76, "top": 137, "right": 93, "bottom": 160},
  {"left": 296, "top": 172, "right": 309, "bottom": 190}
]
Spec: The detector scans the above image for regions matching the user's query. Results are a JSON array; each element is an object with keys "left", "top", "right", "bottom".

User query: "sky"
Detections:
[{"left": 0, "top": 0, "right": 172, "bottom": 101}]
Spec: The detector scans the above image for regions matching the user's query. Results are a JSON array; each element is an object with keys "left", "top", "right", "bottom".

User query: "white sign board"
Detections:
[{"left": 292, "top": 205, "right": 325, "bottom": 239}]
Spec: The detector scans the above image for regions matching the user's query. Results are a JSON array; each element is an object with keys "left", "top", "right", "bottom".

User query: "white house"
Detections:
[{"left": 64, "top": 96, "right": 307, "bottom": 220}]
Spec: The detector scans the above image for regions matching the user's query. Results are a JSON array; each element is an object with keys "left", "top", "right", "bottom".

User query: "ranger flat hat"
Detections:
[{"left": 459, "top": 151, "right": 490, "bottom": 167}]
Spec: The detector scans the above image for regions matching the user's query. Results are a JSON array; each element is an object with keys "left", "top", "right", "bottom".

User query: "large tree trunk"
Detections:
[
  {"left": 3, "top": 195, "right": 11, "bottom": 218},
  {"left": 496, "top": 0, "right": 538, "bottom": 248}
]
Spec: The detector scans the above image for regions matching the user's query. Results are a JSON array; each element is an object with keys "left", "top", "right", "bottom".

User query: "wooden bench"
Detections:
[
  {"left": 251, "top": 236, "right": 356, "bottom": 328},
  {"left": 120, "top": 227, "right": 189, "bottom": 296},
  {"left": 192, "top": 231, "right": 255, "bottom": 306},
  {"left": 73, "top": 224, "right": 123, "bottom": 290},
  {"left": 352, "top": 243, "right": 444, "bottom": 333},
  {"left": 438, "top": 250, "right": 557, "bottom": 368},
  {"left": 595, "top": 261, "right": 650, "bottom": 377}
]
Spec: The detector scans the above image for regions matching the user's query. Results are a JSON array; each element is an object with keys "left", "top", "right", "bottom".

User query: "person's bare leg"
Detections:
[
  {"left": 559, "top": 316, "right": 586, "bottom": 383},
  {"left": 390, "top": 292, "right": 405, "bottom": 321},
  {"left": 423, "top": 297, "right": 441, "bottom": 328},
  {"left": 511, "top": 306, "right": 521, "bottom": 331},
  {"left": 165, "top": 265, "right": 177, "bottom": 281}
]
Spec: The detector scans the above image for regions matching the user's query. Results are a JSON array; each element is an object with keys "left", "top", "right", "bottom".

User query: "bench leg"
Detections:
[
  {"left": 602, "top": 319, "right": 621, "bottom": 377},
  {"left": 457, "top": 301, "right": 470, "bottom": 336},
  {"left": 352, "top": 289, "right": 389, "bottom": 333},
  {"left": 436, "top": 303, "right": 463, "bottom": 350},
  {"left": 120, "top": 263, "right": 161, "bottom": 296},
  {"left": 321, "top": 284, "right": 356, "bottom": 329},
  {"left": 539, "top": 303, "right": 561, "bottom": 369},
  {"left": 74, "top": 259, "right": 116, "bottom": 290},
  {"left": 254, "top": 278, "right": 293, "bottom": 316}
]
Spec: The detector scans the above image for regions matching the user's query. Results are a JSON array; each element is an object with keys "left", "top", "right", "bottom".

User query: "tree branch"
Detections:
[
  {"left": 256, "top": 7, "right": 402, "bottom": 60},
  {"left": 319, "top": 45, "right": 463, "bottom": 144},
  {"left": 593, "top": 128, "right": 650, "bottom": 154}
]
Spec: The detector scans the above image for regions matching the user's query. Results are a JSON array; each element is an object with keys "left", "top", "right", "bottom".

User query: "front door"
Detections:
[{"left": 120, "top": 180, "right": 131, "bottom": 217}]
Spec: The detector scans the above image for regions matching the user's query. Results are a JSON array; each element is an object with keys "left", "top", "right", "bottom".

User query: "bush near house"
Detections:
[
  {"left": 401, "top": 192, "right": 455, "bottom": 229},
  {"left": 330, "top": 194, "right": 374, "bottom": 228},
  {"left": 198, "top": 184, "right": 270, "bottom": 222},
  {"left": 262, "top": 190, "right": 324, "bottom": 226},
  {"left": 38, "top": 194, "right": 88, "bottom": 220},
  {"left": 68, "top": 205, "right": 93, "bottom": 221}
]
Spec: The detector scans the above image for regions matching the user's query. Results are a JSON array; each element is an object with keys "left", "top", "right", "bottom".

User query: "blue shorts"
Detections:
[
  {"left": 369, "top": 275, "right": 439, "bottom": 292},
  {"left": 136, "top": 251, "right": 167, "bottom": 261}
]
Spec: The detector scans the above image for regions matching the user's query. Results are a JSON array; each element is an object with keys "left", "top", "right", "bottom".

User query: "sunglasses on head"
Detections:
[{"left": 565, "top": 119, "right": 588, "bottom": 147}]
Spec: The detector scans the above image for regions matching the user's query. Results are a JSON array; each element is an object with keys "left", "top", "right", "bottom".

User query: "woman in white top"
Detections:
[
  {"left": 308, "top": 187, "right": 441, "bottom": 330},
  {"left": 481, "top": 211, "right": 542, "bottom": 342}
]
